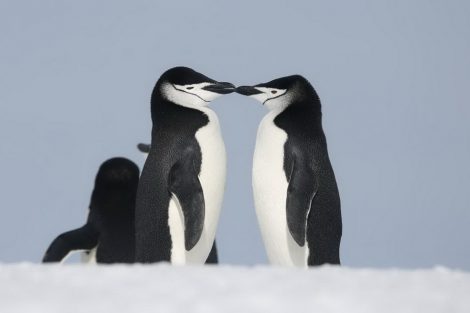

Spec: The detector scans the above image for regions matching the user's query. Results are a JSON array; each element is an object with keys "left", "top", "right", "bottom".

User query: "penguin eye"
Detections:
[
  {"left": 271, "top": 90, "right": 277, "bottom": 94},
  {"left": 186, "top": 86, "right": 194, "bottom": 90}
]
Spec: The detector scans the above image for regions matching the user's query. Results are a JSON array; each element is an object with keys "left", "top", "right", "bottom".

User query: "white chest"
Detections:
[
  {"left": 253, "top": 113, "right": 288, "bottom": 201},
  {"left": 252, "top": 111, "right": 308, "bottom": 267}
]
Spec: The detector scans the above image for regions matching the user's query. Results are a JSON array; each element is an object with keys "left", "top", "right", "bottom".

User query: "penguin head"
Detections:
[
  {"left": 236, "top": 75, "right": 317, "bottom": 111},
  {"left": 91, "top": 157, "right": 140, "bottom": 214},
  {"left": 156, "top": 67, "right": 235, "bottom": 109}
]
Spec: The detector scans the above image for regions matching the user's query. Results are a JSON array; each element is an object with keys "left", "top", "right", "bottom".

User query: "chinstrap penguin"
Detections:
[
  {"left": 135, "top": 66, "right": 234, "bottom": 264},
  {"left": 236, "top": 75, "right": 342, "bottom": 267},
  {"left": 42, "top": 157, "right": 140, "bottom": 264}
]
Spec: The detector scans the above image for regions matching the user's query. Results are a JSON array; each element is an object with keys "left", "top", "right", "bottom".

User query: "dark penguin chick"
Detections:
[
  {"left": 236, "top": 76, "right": 342, "bottom": 267},
  {"left": 135, "top": 66, "right": 234, "bottom": 264},
  {"left": 136, "top": 142, "right": 220, "bottom": 264},
  {"left": 42, "top": 157, "right": 140, "bottom": 264}
]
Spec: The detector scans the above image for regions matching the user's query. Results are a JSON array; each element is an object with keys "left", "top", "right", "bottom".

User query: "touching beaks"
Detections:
[
  {"left": 202, "top": 82, "right": 236, "bottom": 94},
  {"left": 235, "top": 86, "right": 263, "bottom": 96}
]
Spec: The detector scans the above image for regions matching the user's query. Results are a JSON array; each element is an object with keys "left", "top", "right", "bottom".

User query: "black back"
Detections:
[
  {"left": 89, "top": 157, "right": 139, "bottom": 263},
  {"left": 273, "top": 76, "right": 342, "bottom": 265},
  {"left": 43, "top": 158, "right": 139, "bottom": 264},
  {"left": 135, "top": 68, "right": 209, "bottom": 262}
]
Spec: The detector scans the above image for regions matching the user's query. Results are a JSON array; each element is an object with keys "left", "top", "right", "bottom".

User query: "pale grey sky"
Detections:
[{"left": 1, "top": 0, "right": 469, "bottom": 269}]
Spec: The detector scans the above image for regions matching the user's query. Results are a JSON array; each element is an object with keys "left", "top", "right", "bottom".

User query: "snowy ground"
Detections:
[{"left": 0, "top": 264, "right": 469, "bottom": 313}]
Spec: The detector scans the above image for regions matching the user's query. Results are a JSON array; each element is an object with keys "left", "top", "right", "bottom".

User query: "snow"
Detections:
[{"left": 0, "top": 264, "right": 469, "bottom": 313}]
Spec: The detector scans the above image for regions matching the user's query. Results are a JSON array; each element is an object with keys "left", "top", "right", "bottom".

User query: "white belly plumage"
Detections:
[
  {"left": 80, "top": 248, "right": 97, "bottom": 264},
  {"left": 253, "top": 111, "right": 309, "bottom": 267},
  {"left": 59, "top": 248, "right": 97, "bottom": 264},
  {"left": 168, "top": 108, "right": 226, "bottom": 264}
]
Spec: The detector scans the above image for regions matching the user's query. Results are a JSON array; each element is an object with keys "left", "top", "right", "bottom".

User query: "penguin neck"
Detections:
[
  {"left": 150, "top": 93, "right": 210, "bottom": 140},
  {"left": 266, "top": 105, "right": 290, "bottom": 121},
  {"left": 273, "top": 96, "right": 323, "bottom": 134},
  {"left": 291, "top": 99, "right": 322, "bottom": 118},
  {"left": 267, "top": 99, "right": 322, "bottom": 122}
]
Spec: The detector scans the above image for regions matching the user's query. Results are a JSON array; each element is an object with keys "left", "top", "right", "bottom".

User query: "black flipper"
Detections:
[
  {"left": 168, "top": 153, "right": 205, "bottom": 251},
  {"left": 42, "top": 223, "right": 99, "bottom": 263},
  {"left": 205, "top": 240, "right": 218, "bottom": 264},
  {"left": 286, "top": 157, "right": 318, "bottom": 246},
  {"left": 137, "top": 143, "right": 151, "bottom": 153}
]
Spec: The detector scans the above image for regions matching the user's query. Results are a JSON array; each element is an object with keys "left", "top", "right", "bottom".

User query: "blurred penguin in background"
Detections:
[{"left": 42, "top": 157, "right": 139, "bottom": 264}]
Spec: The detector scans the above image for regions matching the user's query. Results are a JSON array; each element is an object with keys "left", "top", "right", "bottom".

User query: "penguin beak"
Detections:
[
  {"left": 235, "top": 86, "right": 263, "bottom": 96},
  {"left": 202, "top": 82, "right": 236, "bottom": 94}
]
